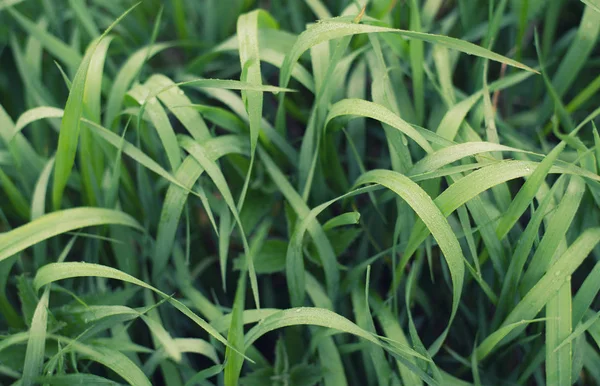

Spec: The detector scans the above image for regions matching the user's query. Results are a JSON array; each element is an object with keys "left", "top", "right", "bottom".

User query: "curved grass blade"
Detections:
[
  {"left": 325, "top": 99, "right": 434, "bottom": 154},
  {"left": 279, "top": 19, "right": 536, "bottom": 91},
  {"left": 243, "top": 307, "right": 427, "bottom": 362},
  {"left": 178, "top": 136, "right": 259, "bottom": 309},
  {"left": 286, "top": 186, "right": 376, "bottom": 307},
  {"left": 52, "top": 3, "right": 140, "bottom": 210},
  {"left": 10, "top": 107, "right": 63, "bottom": 140},
  {"left": 409, "top": 142, "right": 530, "bottom": 176},
  {"left": 474, "top": 318, "right": 547, "bottom": 363},
  {"left": 153, "top": 136, "right": 249, "bottom": 278},
  {"left": 33, "top": 262, "right": 248, "bottom": 360},
  {"left": 21, "top": 288, "right": 49, "bottom": 386},
  {"left": 354, "top": 169, "right": 465, "bottom": 355},
  {"left": 104, "top": 42, "right": 176, "bottom": 129},
  {"left": 0, "top": 207, "right": 142, "bottom": 263},
  {"left": 50, "top": 335, "right": 152, "bottom": 386},
  {"left": 322, "top": 212, "right": 360, "bottom": 231},
  {"left": 144, "top": 74, "right": 212, "bottom": 142}
]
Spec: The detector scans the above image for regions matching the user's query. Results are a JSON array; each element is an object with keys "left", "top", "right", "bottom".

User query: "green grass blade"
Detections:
[
  {"left": 325, "top": 99, "right": 434, "bottom": 154},
  {"left": 104, "top": 42, "right": 175, "bottom": 129},
  {"left": 21, "top": 288, "right": 49, "bottom": 386},
  {"left": 0, "top": 207, "right": 142, "bottom": 262},
  {"left": 224, "top": 273, "right": 246, "bottom": 386},
  {"left": 33, "top": 262, "right": 249, "bottom": 360},
  {"left": 520, "top": 176, "right": 586, "bottom": 293},
  {"left": 478, "top": 227, "right": 600, "bottom": 359},
  {"left": 52, "top": 3, "right": 140, "bottom": 209},
  {"left": 354, "top": 169, "right": 465, "bottom": 355},
  {"left": 6, "top": 7, "right": 83, "bottom": 70},
  {"left": 178, "top": 135, "right": 259, "bottom": 309}
]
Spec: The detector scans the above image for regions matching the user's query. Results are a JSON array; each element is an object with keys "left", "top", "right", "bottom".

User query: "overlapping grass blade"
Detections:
[
  {"left": 0, "top": 207, "right": 142, "bottom": 262},
  {"left": 51, "top": 3, "right": 140, "bottom": 210}
]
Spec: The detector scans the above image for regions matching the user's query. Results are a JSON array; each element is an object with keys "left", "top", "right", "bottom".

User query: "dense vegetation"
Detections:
[{"left": 1, "top": 0, "right": 600, "bottom": 385}]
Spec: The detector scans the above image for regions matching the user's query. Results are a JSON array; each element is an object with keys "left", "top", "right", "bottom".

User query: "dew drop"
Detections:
[
  {"left": 178, "top": 90, "right": 184, "bottom": 95},
  {"left": 295, "top": 308, "right": 302, "bottom": 313},
  {"left": 554, "top": 271, "right": 561, "bottom": 277}
]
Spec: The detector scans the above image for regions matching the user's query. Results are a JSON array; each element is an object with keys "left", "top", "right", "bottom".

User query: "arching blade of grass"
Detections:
[
  {"left": 243, "top": 307, "right": 428, "bottom": 362},
  {"left": 153, "top": 136, "right": 249, "bottom": 279},
  {"left": 128, "top": 83, "right": 182, "bottom": 172},
  {"left": 409, "top": 142, "right": 528, "bottom": 176},
  {"left": 322, "top": 212, "right": 360, "bottom": 231},
  {"left": 104, "top": 42, "right": 176, "bottom": 129},
  {"left": 178, "top": 136, "right": 259, "bottom": 309},
  {"left": 399, "top": 160, "right": 599, "bottom": 286},
  {"left": 51, "top": 3, "right": 140, "bottom": 210},
  {"left": 279, "top": 19, "right": 536, "bottom": 91},
  {"left": 354, "top": 169, "right": 465, "bottom": 356},
  {"left": 286, "top": 185, "right": 376, "bottom": 307},
  {"left": 10, "top": 107, "right": 63, "bottom": 140},
  {"left": 49, "top": 335, "right": 152, "bottom": 386},
  {"left": 144, "top": 74, "right": 212, "bottom": 142},
  {"left": 32, "top": 262, "right": 249, "bottom": 360},
  {"left": 325, "top": 99, "right": 434, "bottom": 153},
  {"left": 0, "top": 207, "right": 142, "bottom": 263}
]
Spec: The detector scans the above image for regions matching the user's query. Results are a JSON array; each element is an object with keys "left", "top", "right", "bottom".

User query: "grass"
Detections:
[{"left": 0, "top": 0, "right": 599, "bottom": 385}]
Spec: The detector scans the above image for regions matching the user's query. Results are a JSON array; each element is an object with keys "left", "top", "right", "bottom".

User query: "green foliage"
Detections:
[{"left": 1, "top": 0, "right": 599, "bottom": 385}]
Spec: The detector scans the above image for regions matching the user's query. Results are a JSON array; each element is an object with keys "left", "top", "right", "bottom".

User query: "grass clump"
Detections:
[{"left": 1, "top": 0, "right": 600, "bottom": 385}]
